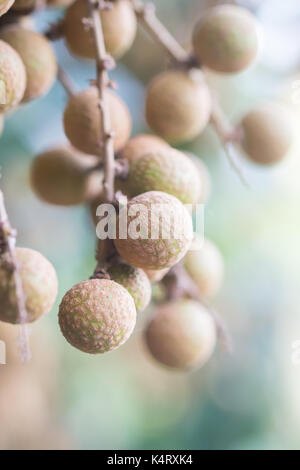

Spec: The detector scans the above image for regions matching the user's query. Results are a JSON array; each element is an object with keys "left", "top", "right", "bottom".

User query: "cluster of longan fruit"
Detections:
[{"left": 0, "top": 1, "right": 293, "bottom": 371}]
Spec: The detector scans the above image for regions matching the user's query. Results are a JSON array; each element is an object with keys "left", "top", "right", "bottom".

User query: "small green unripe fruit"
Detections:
[
  {"left": 0, "top": 0, "right": 14, "bottom": 16},
  {"left": 0, "top": 247, "right": 58, "bottom": 324},
  {"left": 120, "top": 134, "right": 170, "bottom": 164},
  {"left": 114, "top": 191, "right": 193, "bottom": 270},
  {"left": 145, "top": 70, "right": 211, "bottom": 144},
  {"left": 240, "top": 103, "right": 293, "bottom": 165},
  {"left": 125, "top": 148, "right": 202, "bottom": 204},
  {"left": 145, "top": 299, "right": 216, "bottom": 370},
  {"left": 107, "top": 263, "right": 151, "bottom": 313},
  {"left": 31, "top": 146, "right": 102, "bottom": 206},
  {"left": 64, "top": 87, "right": 131, "bottom": 156},
  {"left": 192, "top": 5, "right": 260, "bottom": 74},
  {"left": 144, "top": 268, "right": 169, "bottom": 283},
  {"left": 64, "top": 0, "right": 137, "bottom": 60},
  {"left": 59, "top": 279, "right": 136, "bottom": 354},
  {"left": 184, "top": 237, "right": 224, "bottom": 298},
  {"left": 0, "top": 27, "right": 57, "bottom": 102},
  {"left": 0, "top": 39, "right": 26, "bottom": 111}
]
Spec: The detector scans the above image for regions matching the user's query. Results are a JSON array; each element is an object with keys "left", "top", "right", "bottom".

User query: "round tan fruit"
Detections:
[
  {"left": 145, "top": 70, "right": 211, "bottom": 144},
  {"left": 240, "top": 103, "right": 293, "bottom": 165},
  {"left": 0, "top": 39, "right": 26, "bottom": 112},
  {"left": 192, "top": 5, "right": 260, "bottom": 74},
  {"left": 31, "top": 146, "right": 103, "bottom": 206},
  {"left": 144, "top": 268, "right": 169, "bottom": 283},
  {"left": 107, "top": 263, "right": 151, "bottom": 313},
  {"left": 184, "top": 237, "right": 224, "bottom": 298},
  {"left": 0, "top": 0, "right": 14, "bottom": 16},
  {"left": 125, "top": 148, "right": 202, "bottom": 204},
  {"left": 114, "top": 191, "right": 193, "bottom": 270},
  {"left": 120, "top": 134, "right": 170, "bottom": 164},
  {"left": 59, "top": 279, "right": 136, "bottom": 354},
  {"left": 0, "top": 247, "right": 58, "bottom": 324},
  {"left": 63, "top": 87, "right": 131, "bottom": 156},
  {"left": 64, "top": 0, "right": 137, "bottom": 60},
  {"left": 145, "top": 299, "right": 217, "bottom": 370},
  {"left": 0, "top": 27, "right": 57, "bottom": 102}
]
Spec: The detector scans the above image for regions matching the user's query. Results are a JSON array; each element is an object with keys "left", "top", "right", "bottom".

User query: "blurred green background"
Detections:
[{"left": 1, "top": 0, "right": 300, "bottom": 450}]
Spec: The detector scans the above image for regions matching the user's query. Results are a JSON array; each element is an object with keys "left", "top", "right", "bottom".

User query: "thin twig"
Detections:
[
  {"left": 57, "top": 65, "right": 77, "bottom": 97},
  {"left": 131, "top": 0, "right": 191, "bottom": 65},
  {"left": 0, "top": 190, "right": 30, "bottom": 362},
  {"left": 87, "top": 0, "right": 117, "bottom": 267}
]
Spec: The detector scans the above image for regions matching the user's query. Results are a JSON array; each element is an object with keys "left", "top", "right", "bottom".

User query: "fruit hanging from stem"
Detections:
[{"left": 0, "top": 39, "right": 26, "bottom": 112}]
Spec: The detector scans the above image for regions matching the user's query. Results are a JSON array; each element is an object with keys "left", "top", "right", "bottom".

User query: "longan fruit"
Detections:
[
  {"left": 240, "top": 103, "right": 293, "bottom": 165},
  {"left": 64, "top": 0, "right": 137, "bottom": 60},
  {"left": 145, "top": 299, "right": 216, "bottom": 370},
  {"left": 107, "top": 263, "right": 151, "bottom": 313},
  {"left": 58, "top": 279, "right": 136, "bottom": 354},
  {"left": 30, "top": 146, "right": 103, "bottom": 206},
  {"left": 144, "top": 268, "right": 169, "bottom": 283},
  {"left": 146, "top": 70, "right": 211, "bottom": 144},
  {"left": 63, "top": 86, "right": 131, "bottom": 156},
  {"left": 125, "top": 148, "right": 202, "bottom": 204},
  {"left": 192, "top": 5, "right": 260, "bottom": 74},
  {"left": 120, "top": 134, "right": 170, "bottom": 164},
  {"left": 184, "top": 236, "right": 224, "bottom": 298},
  {"left": 114, "top": 191, "right": 193, "bottom": 270},
  {"left": 0, "top": 39, "right": 26, "bottom": 112},
  {"left": 0, "top": 247, "right": 58, "bottom": 324},
  {"left": 0, "top": 0, "right": 14, "bottom": 16},
  {"left": 0, "top": 26, "right": 57, "bottom": 102}
]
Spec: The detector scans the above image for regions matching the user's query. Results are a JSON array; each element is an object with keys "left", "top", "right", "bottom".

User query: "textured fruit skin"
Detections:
[
  {"left": 145, "top": 299, "right": 216, "bottom": 370},
  {"left": 120, "top": 134, "right": 170, "bottom": 164},
  {"left": 58, "top": 279, "right": 136, "bottom": 354},
  {"left": 114, "top": 191, "right": 193, "bottom": 270},
  {"left": 64, "top": 0, "right": 137, "bottom": 59},
  {"left": 107, "top": 263, "right": 151, "bottom": 313},
  {"left": 31, "top": 146, "right": 103, "bottom": 206},
  {"left": 0, "top": 0, "right": 14, "bottom": 16},
  {"left": 0, "top": 39, "right": 26, "bottom": 112},
  {"left": 64, "top": 87, "right": 131, "bottom": 156},
  {"left": 0, "top": 27, "right": 57, "bottom": 102},
  {"left": 240, "top": 103, "right": 292, "bottom": 165},
  {"left": 144, "top": 268, "right": 169, "bottom": 283},
  {"left": 0, "top": 247, "right": 58, "bottom": 324},
  {"left": 125, "top": 148, "right": 201, "bottom": 204},
  {"left": 192, "top": 5, "right": 259, "bottom": 74},
  {"left": 146, "top": 70, "right": 211, "bottom": 144},
  {"left": 184, "top": 237, "right": 224, "bottom": 298}
]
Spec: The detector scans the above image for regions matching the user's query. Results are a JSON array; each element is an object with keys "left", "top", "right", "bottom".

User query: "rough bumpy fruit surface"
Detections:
[
  {"left": 145, "top": 299, "right": 217, "bottom": 370},
  {"left": 240, "top": 103, "right": 292, "bottom": 165},
  {"left": 192, "top": 5, "right": 259, "bottom": 74},
  {"left": 64, "top": 0, "right": 137, "bottom": 59},
  {"left": 0, "top": 0, "right": 14, "bottom": 16},
  {"left": 144, "top": 268, "right": 169, "bottom": 283},
  {"left": 146, "top": 70, "right": 211, "bottom": 144},
  {"left": 107, "top": 263, "right": 151, "bottom": 313},
  {"left": 120, "top": 134, "right": 170, "bottom": 164},
  {"left": 0, "top": 39, "right": 26, "bottom": 112},
  {"left": 0, "top": 247, "right": 58, "bottom": 324},
  {"left": 59, "top": 279, "right": 136, "bottom": 354},
  {"left": 184, "top": 237, "right": 224, "bottom": 298},
  {"left": 64, "top": 87, "right": 131, "bottom": 156},
  {"left": 0, "top": 27, "right": 57, "bottom": 102},
  {"left": 114, "top": 191, "right": 193, "bottom": 270},
  {"left": 125, "top": 148, "right": 201, "bottom": 204},
  {"left": 31, "top": 146, "right": 102, "bottom": 206}
]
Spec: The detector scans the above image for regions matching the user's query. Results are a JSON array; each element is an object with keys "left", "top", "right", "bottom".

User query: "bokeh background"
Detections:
[{"left": 1, "top": 0, "right": 300, "bottom": 450}]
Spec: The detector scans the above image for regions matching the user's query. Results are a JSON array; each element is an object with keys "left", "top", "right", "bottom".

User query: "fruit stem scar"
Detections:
[{"left": 0, "top": 189, "right": 30, "bottom": 362}]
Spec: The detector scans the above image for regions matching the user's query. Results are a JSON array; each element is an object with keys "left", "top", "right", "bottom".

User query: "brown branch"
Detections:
[
  {"left": 131, "top": 0, "right": 192, "bottom": 65},
  {"left": 0, "top": 190, "right": 30, "bottom": 362},
  {"left": 87, "top": 0, "right": 117, "bottom": 268},
  {"left": 57, "top": 65, "right": 77, "bottom": 97}
]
